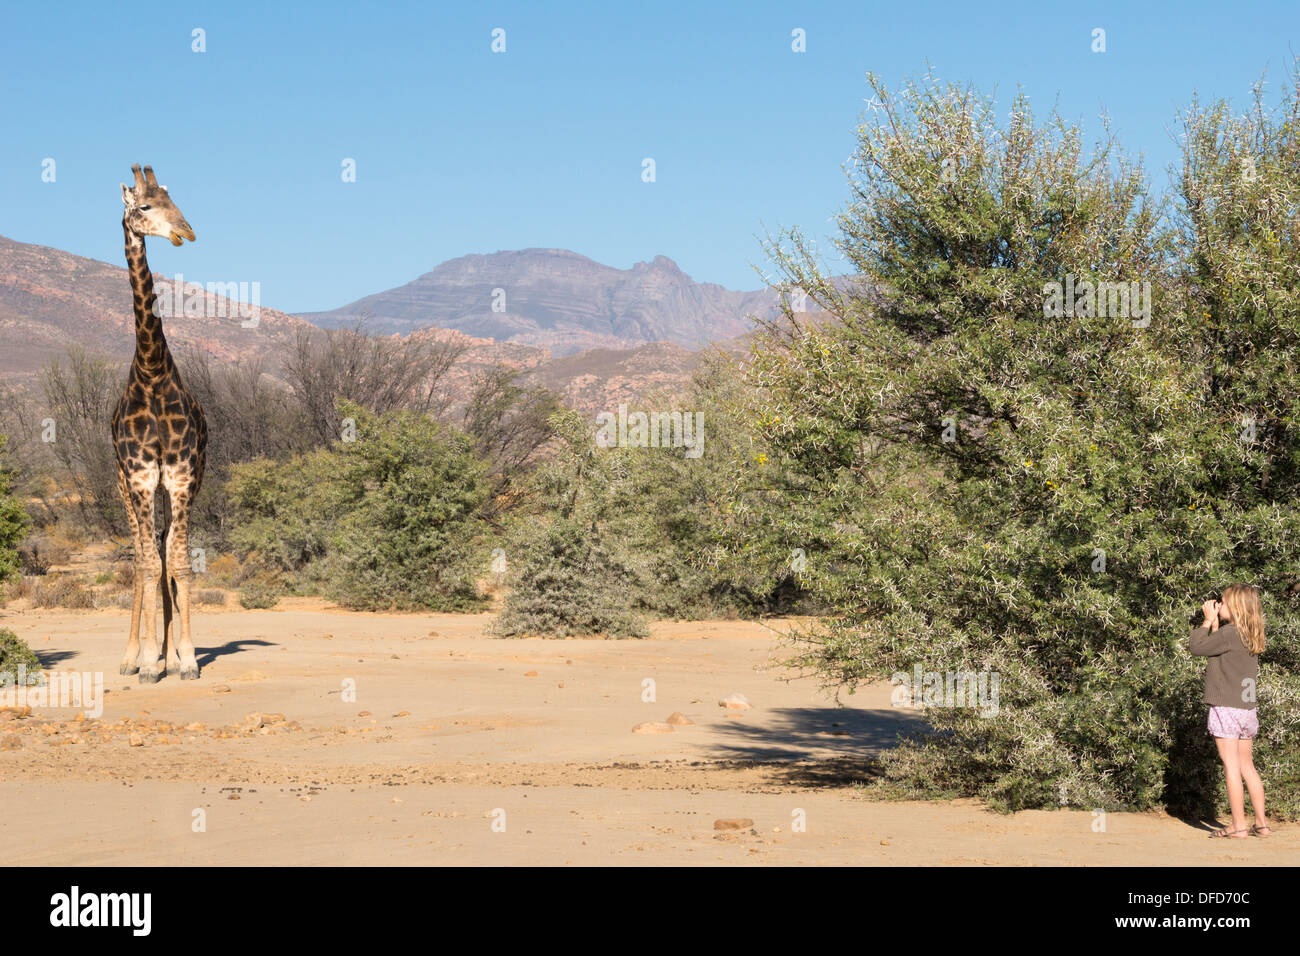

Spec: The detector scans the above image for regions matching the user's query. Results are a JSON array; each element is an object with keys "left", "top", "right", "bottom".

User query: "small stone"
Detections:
[
  {"left": 713, "top": 818, "right": 754, "bottom": 831},
  {"left": 524, "top": 670, "right": 538, "bottom": 677},
  {"left": 632, "top": 721, "right": 675, "bottom": 734},
  {"left": 880, "top": 839, "right": 890, "bottom": 846},
  {"left": 394, "top": 711, "right": 410, "bottom": 718},
  {"left": 228, "top": 793, "right": 241, "bottom": 801},
  {"left": 719, "top": 694, "right": 751, "bottom": 710},
  {"left": 358, "top": 711, "right": 371, "bottom": 718},
  {"left": 213, "top": 684, "right": 232, "bottom": 694},
  {"left": 128, "top": 734, "right": 144, "bottom": 747},
  {"left": 666, "top": 712, "right": 693, "bottom": 725}
]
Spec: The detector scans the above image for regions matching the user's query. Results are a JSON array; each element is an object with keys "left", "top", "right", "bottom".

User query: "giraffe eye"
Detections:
[{"left": 139, "top": 205, "right": 151, "bottom": 211}]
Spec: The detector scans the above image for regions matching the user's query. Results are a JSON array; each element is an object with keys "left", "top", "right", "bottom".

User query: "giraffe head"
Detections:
[{"left": 121, "top": 164, "right": 195, "bottom": 246}]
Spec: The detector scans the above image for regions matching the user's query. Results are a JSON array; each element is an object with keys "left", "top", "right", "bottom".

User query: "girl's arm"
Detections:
[{"left": 1189, "top": 625, "right": 1233, "bottom": 657}]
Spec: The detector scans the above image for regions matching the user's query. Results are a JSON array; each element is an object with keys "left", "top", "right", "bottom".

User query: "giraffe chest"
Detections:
[{"left": 112, "top": 386, "right": 207, "bottom": 475}]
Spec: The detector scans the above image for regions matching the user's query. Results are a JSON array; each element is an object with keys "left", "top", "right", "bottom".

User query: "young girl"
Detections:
[{"left": 1189, "top": 584, "right": 1270, "bottom": 839}]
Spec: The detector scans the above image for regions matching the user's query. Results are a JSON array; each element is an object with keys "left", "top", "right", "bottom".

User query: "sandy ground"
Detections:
[{"left": 0, "top": 601, "right": 1291, "bottom": 866}]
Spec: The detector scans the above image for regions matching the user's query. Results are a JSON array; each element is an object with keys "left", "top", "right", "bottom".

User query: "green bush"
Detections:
[
  {"left": 0, "top": 628, "right": 42, "bottom": 686},
  {"left": 0, "top": 437, "right": 29, "bottom": 585},
  {"left": 495, "top": 518, "right": 648, "bottom": 638},
  {"left": 331, "top": 403, "right": 489, "bottom": 611},
  {"left": 751, "top": 69, "right": 1300, "bottom": 818},
  {"left": 494, "top": 410, "right": 647, "bottom": 637},
  {"left": 226, "top": 402, "right": 489, "bottom": 612}
]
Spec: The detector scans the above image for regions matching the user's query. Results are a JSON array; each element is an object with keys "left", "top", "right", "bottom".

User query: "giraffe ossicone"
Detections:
[{"left": 111, "top": 163, "right": 207, "bottom": 683}]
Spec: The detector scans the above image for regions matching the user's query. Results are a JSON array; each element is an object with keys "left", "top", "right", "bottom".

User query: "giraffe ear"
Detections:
[{"left": 121, "top": 183, "right": 135, "bottom": 208}]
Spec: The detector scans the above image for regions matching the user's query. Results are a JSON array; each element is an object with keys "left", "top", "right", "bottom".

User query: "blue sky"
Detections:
[{"left": 1, "top": 1, "right": 1296, "bottom": 312}]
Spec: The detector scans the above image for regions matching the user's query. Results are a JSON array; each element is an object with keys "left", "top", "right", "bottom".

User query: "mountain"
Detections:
[{"left": 300, "top": 248, "right": 780, "bottom": 356}]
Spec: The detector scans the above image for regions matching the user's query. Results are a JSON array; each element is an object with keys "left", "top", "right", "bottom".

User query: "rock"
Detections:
[
  {"left": 358, "top": 711, "right": 371, "bottom": 718},
  {"left": 185, "top": 722, "right": 206, "bottom": 732},
  {"left": 261, "top": 713, "right": 286, "bottom": 724},
  {"left": 393, "top": 711, "right": 410, "bottom": 718},
  {"left": 713, "top": 818, "right": 754, "bottom": 831},
  {"left": 666, "top": 712, "right": 693, "bottom": 725},
  {"left": 524, "top": 670, "right": 538, "bottom": 677},
  {"left": 128, "top": 734, "right": 144, "bottom": 747},
  {"left": 880, "top": 839, "right": 890, "bottom": 846},
  {"left": 213, "top": 684, "right": 232, "bottom": 694},
  {"left": 632, "top": 721, "right": 675, "bottom": 734},
  {"left": 719, "top": 693, "right": 751, "bottom": 710}
]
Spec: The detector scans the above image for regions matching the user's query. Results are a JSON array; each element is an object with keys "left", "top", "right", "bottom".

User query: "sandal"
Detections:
[
  {"left": 1250, "top": 824, "right": 1272, "bottom": 837},
  {"left": 1209, "top": 827, "right": 1249, "bottom": 839}
]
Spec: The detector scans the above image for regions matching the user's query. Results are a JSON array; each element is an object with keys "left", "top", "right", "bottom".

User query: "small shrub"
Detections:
[
  {"left": 0, "top": 628, "right": 42, "bottom": 686},
  {"left": 238, "top": 581, "right": 280, "bottom": 610},
  {"left": 495, "top": 520, "right": 648, "bottom": 639},
  {"left": 30, "top": 574, "right": 96, "bottom": 609},
  {"left": 194, "top": 589, "right": 227, "bottom": 606}
]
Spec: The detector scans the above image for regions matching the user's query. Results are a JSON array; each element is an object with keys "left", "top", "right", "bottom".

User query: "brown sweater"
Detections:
[{"left": 1188, "top": 622, "right": 1259, "bottom": 709}]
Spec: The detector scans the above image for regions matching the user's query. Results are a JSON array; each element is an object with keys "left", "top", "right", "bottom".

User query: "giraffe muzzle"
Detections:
[{"left": 169, "top": 222, "right": 197, "bottom": 245}]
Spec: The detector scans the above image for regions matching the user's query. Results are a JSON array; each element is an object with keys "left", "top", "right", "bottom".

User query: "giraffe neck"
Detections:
[{"left": 123, "top": 221, "right": 176, "bottom": 384}]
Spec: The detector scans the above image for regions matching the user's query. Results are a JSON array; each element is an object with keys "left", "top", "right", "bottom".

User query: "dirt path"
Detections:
[{"left": 1, "top": 603, "right": 1291, "bottom": 865}]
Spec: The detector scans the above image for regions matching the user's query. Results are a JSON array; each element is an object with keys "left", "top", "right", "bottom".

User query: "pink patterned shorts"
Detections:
[{"left": 1208, "top": 706, "right": 1259, "bottom": 740}]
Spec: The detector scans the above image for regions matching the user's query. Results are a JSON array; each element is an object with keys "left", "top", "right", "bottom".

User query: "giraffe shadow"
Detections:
[{"left": 196, "top": 639, "right": 276, "bottom": 667}]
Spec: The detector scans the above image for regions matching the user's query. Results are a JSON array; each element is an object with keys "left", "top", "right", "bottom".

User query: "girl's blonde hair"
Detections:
[{"left": 1223, "top": 584, "right": 1266, "bottom": 654}]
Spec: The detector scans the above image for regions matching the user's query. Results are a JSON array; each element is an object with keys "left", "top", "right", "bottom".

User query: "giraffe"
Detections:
[{"left": 111, "top": 163, "right": 207, "bottom": 683}]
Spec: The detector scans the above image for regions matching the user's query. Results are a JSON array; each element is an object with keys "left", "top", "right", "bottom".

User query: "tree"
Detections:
[{"left": 751, "top": 69, "right": 1300, "bottom": 817}]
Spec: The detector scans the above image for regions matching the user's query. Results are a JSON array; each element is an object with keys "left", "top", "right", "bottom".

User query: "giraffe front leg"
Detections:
[{"left": 131, "top": 482, "right": 164, "bottom": 684}]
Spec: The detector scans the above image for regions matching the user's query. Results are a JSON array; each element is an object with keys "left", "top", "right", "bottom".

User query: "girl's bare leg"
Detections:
[
  {"left": 1214, "top": 736, "right": 1249, "bottom": 836},
  {"left": 1237, "top": 738, "right": 1268, "bottom": 831}
]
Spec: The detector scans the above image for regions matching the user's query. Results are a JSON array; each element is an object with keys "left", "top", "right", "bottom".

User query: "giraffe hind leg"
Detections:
[
  {"left": 162, "top": 471, "right": 201, "bottom": 680},
  {"left": 158, "top": 492, "right": 180, "bottom": 674},
  {"left": 116, "top": 469, "right": 143, "bottom": 676}
]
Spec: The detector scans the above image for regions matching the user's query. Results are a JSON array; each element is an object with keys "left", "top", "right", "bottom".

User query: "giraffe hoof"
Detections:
[
  {"left": 138, "top": 668, "right": 161, "bottom": 685},
  {"left": 120, "top": 664, "right": 139, "bottom": 676},
  {"left": 180, "top": 666, "right": 200, "bottom": 680}
]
